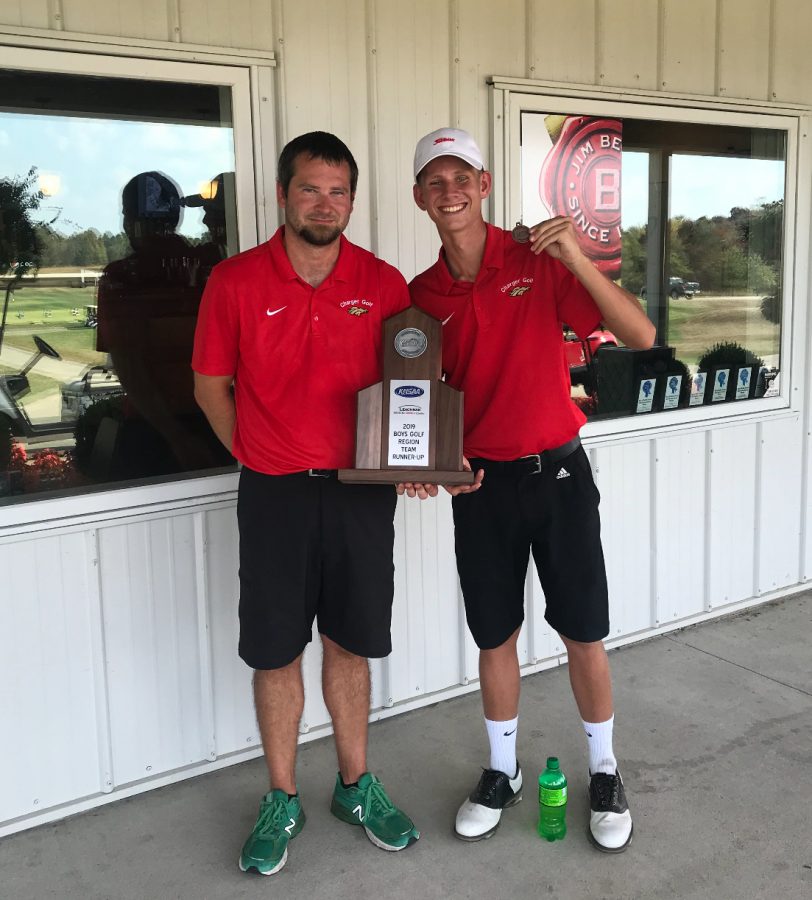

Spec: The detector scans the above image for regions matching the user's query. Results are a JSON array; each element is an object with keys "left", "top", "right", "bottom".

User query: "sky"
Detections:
[
  {"left": 0, "top": 112, "right": 235, "bottom": 237},
  {"left": 2, "top": 110, "right": 786, "bottom": 238},
  {"left": 520, "top": 112, "right": 785, "bottom": 230},
  {"left": 622, "top": 151, "right": 785, "bottom": 228}
]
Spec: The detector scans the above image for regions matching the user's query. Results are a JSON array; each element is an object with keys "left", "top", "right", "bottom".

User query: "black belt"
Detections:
[{"left": 469, "top": 436, "right": 581, "bottom": 476}]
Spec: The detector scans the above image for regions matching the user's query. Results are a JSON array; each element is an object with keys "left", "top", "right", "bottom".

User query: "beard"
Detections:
[{"left": 297, "top": 223, "right": 343, "bottom": 246}]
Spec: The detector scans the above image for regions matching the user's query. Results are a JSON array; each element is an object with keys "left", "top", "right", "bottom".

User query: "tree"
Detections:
[
  {"left": 102, "top": 230, "right": 131, "bottom": 263},
  {"left": 621, "top": 225, "right": 646, "bottom": 292},
  {"left": 0, "top": 168, "right": 44, "bottom": 277},
  {"left": 668, "top": 217, "right": 691, "bottom": 279}
]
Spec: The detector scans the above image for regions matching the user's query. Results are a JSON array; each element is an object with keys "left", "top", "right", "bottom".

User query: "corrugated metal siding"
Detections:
[
  {"left": 0, "top": 532, "right": 105, "bottom": 822},
  {"left": 2, "top": 0, "right": 812, "bottom": 834}
]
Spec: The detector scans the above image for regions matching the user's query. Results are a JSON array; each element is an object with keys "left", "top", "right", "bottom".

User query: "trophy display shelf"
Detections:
[{"left": 338, "top": 307, "right": 474, "bottom": 486}]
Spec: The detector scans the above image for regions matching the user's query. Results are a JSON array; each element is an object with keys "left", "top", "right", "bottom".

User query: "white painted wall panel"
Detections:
[
  {"left": 660, "top": 0, "right": 717, "bottom": 94},
  {"left": 654, "top": 432, "right": 707, "bottom": 625},
  {"left": 772, "top": 0, "right": 812, "bottom": 105},
  {"left": 390, "top": 498, "right": 428, "bottom": 703},
  {"left": 60, "top": 0, "right": 170, "bottom": 40},
  {"left": 718, "top": 0, "right": 771, "bottom": 100},
  {"left": 372, "top": 0, "right": 449, "bottom": 279},
  {"left": 274, "top": 0, "right": 372, "bottom": 251},
  {"left": 456, "top": 0, "right": 526, "bottom": 152},
  {"left": 708, "top": 423, "right": 758, "bottom": 608},
  {"left": 391, "top": 495, "right": 469, "bottom": 699},
  {"left": 0, "top": 0, "right": 50, "bottom": 28},
  {"left": 413, "top": 496, "right": 463, "bottom": 694},
  {"left": 301, "top": 632, "right": 331, "bottom": 734},
  {"left": 527, "top": 0, "right": 596, "bottom": 85},
  {"left": 204, "top": 506, "right": 258, "bottom": 755},
  {"left": 758, "top": 416, "right": 803, "bottom": 594},
  {"left": 178, "top": 0, "right": 273, "bottom": 51},
  {"left": 526, "top": 564, "right": 564, "bottom": 664},
  {"left": 593, "top": 441, "right": 653, "bottom": 638},
  {"left": 424, "top": 495, "right": 465, "bottom": 691},
  {"left": 0, "top": 533, "right": 102, "bottom": 822},
  {"left": 596, "top": 0, "right": 659, "bottom": 91},
  {"left": 61, "top": 0, "right": 125, "bottom": 37},
  {"left": 408, "top": 498, "right": 441, "bottom": 694},
  {"left": 99, "top": 517, "right": 209, "bottom": 785}
]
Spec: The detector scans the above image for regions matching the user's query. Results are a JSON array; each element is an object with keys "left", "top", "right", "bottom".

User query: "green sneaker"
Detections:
[
  {"left": 330, "top": 772, "right": 419, "bottom": 851},
  {"left": 238, "top": 789, "right": 306, "bottom": 875}
]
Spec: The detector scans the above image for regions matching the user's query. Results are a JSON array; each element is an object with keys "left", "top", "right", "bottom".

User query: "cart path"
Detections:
[{"left": 0, "top": 344, "right": 89, "bottom": 382}]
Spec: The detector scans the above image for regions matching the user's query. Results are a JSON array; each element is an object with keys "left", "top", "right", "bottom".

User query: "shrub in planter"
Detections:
[
  {"left": 760, "top": 293, "right": 781, "bottom": 325},
  {"left": 697, "top": 342, "right": 765, "bottom": 401}
]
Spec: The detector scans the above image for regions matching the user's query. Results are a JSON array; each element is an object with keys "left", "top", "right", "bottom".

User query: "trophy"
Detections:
[{"left": 338, "top": 307, "right": 474, "bottom": 485}]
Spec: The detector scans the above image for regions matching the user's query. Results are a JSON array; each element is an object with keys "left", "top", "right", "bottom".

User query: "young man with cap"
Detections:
[
  {"left": 193, "top": 132, "right": 420, "bottom": 876},
  {"left": 409, "top": 127, "right": 655, "bottom": 853}
]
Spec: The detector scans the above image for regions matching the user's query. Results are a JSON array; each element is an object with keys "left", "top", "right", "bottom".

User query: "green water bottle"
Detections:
[{"left": 537, "top": 756, "right": 567, "bottom": 841}]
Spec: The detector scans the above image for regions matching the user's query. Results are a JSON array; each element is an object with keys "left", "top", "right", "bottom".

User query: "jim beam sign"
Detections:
[
  {"left": 338, "top": 307, "right": 474, "bottom": 485},
  {"left": 522, "top": 114, "right": 622, "bottom": 280}
]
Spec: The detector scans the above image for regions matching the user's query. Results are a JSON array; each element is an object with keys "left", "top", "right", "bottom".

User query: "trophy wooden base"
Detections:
[
  {"left": 338, "top": 468, "right": 475, "bottom": 485},
  {"left": 339, "top": 307, "right": 474, "bottom": 487}
]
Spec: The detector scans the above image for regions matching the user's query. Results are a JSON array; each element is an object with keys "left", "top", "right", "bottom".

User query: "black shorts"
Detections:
[
  {"left": 452, "top": 444, "right": 609, "bottom": 649},
  {"left": 237, "top": 467, "right": 397, "bottom": 669}
]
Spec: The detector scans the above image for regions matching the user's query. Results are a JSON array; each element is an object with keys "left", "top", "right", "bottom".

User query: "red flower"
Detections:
[{"left": 9, "top": 442, "right": 27, "bottom": 469}]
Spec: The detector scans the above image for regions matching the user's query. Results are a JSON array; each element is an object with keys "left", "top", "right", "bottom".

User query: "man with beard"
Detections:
[
  {"left": 193, "top": 132, "right": 419, "bottom": 876},
  {"left": 409, "top": 128, "right": 655, "bottom": 853}
]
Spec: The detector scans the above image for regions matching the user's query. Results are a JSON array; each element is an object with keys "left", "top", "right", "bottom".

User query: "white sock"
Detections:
[
  {"left": 485, "top": 716, "right": 518, "bottom": 777},
  {"left": 583, "top": 715, "right": 617, "bottom": 775}
]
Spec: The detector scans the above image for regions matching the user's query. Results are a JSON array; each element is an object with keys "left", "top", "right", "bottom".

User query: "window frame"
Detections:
[
  {"left": 489, "top": 78, "right": 810, "bottom": 441},
  {"left": 0, "top": 44, "right": 275, "bottom": 529}
]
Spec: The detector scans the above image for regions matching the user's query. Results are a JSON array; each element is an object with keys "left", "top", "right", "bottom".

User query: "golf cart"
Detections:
[{"left": 0, "top": 281, "right": 122, "bottom": 462}]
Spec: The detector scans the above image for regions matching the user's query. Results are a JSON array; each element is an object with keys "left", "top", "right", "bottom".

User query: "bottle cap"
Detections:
[{"left": 546, "top": 757, "right": 559, "bottom": 770}]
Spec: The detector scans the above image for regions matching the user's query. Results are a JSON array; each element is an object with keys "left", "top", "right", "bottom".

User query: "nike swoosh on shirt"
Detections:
[
  {"left": 266, "top": 306, "right": 287, "bottom": 316},
  {"left": 442, "top": 313, "right": 454, "bottom": 326}
]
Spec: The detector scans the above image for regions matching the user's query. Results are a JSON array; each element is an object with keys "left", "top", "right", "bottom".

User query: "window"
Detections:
[
  {"left": 1, "top": 57, "right": 254, "bottom": 503},
  {"left": 491, "top": 83, "right": 798, "bottom": 428}
]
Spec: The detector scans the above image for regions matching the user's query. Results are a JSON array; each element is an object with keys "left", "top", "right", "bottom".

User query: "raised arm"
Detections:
[{"left": 529, "top": 217, "right": 656, "bottom": 350}]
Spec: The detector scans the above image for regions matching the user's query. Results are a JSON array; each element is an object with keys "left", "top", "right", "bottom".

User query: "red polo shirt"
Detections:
[
  {"left": 409, "top": 224, "right": 601, "bottom": 460},
  {"left": 192, "top": 227, "right": 409, "bottom": 473}
]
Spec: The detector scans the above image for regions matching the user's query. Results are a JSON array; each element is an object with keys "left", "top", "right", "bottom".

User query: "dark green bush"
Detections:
[
  {"left": 697, "top": 342, "right": 765, "bottom": 401},
  {"left": 697, "top": 341, "right": 764, "bottom": 373}
]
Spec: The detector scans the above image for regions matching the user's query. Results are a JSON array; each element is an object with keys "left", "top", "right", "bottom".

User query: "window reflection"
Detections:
[
  {"left": 0, "top": 72, "right": 238, "bottom": 501},
  {"left": 521, "top": 113, "right": 785, "bottom": 419}
]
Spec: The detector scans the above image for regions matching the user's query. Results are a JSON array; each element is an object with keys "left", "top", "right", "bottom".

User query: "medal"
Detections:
[{"left": 512, "top": 222, "right": 530, "bottom": 243}]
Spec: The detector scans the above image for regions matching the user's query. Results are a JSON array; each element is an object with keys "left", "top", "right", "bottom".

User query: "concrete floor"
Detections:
[{"left": 2, "top": 594, "right": 811, "bottom": 900}]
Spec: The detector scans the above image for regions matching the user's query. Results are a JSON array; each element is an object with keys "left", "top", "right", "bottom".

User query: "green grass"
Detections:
[
  {"left": 2, "top": 285, "right": 97, "bottom": 326},
  {"left": 2, "top": 286, "right": 102, "bottom": 366},
  {"left": 664, "top": 295, "right": 780, "bottom": 368},
  {"left": 1, "top": 286, "right": 104, "bottom": 410},
  {"left": 3, "top": 325, "right": 102, "bottom": 366}
]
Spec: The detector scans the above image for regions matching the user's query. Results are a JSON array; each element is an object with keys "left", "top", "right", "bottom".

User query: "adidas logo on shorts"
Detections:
[{"left": 555, "top": 467, "right": 571, "bottom": 480}]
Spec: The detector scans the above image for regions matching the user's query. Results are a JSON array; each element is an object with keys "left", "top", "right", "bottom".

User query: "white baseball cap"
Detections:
[{"left": 413, "top": 127, "right": 485, "bottom": 179}]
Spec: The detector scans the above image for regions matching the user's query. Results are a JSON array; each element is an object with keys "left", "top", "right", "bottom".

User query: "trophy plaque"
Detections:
[
  {"left": 710, "top": 368, "right": 730, "bottom": 403},
  {"left": 689, "top": 371, "right": 707, "bottom": 406},
  {"left": 634, "top": 377, "right": 656, "bottom": 414},
  {"left": 338, "top": 307, "right": 474, "bottom": 485}
]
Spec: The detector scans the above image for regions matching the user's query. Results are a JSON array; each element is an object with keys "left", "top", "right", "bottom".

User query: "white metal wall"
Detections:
[{"left": 2, "top": 0, "right": 812, "bottom": 836}]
